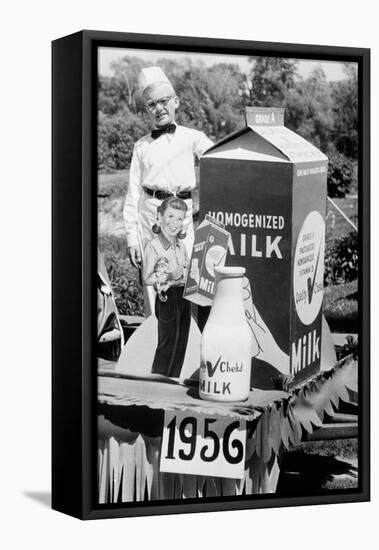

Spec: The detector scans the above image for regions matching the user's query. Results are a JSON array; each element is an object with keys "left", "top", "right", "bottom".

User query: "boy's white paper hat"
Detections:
[{"left": 138, "top": 66, "right": 173, "bottom": 93}]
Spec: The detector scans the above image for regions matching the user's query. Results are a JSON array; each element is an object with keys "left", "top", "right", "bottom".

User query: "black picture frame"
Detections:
[{"left": 52, "top": 30, "right": 370, "bottom": 520}]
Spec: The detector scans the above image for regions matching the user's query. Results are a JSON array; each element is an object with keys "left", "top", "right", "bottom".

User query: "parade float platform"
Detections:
[{"left": 97, "top": 350, "right": 358, "bottom": 504}]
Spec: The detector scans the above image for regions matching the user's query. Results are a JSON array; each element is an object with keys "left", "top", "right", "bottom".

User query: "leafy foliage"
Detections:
[
  {"left": 99, "top": 235, "right": 144, "bottom": 316},
  {"left": 98, "top": 108, "right": 150, "bottom": 172},
  {"left": 331, "top": 64, "right": 358, "bottom": 159},
  {"left": 97, "top": 56, "right": 359, "bottom": 316},
  {"left": 327, "top": 151, "right": 358, "bottom": 198},
  {"left": 284, "top": 67, "right": 335, "bottom": 153},
  {"left": 98, "top": 55, "right": 359, "bottom": 202},
  {"left": 248, "top": 57, "right": 298, "bottom": 106},
  {"left": 98, "top": 58, "right": 246, "bottom": 171},
  {"left": 324, "top": 231, "right": 358, "bottom": 285}
]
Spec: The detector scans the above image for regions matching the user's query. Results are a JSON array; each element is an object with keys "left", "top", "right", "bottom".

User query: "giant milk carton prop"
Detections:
[
  {"left": 199, "top": 108, "right": 328, "bottom": 388},
  {"left": 184, "top": 215, "right": 230, "bottom": 306}
]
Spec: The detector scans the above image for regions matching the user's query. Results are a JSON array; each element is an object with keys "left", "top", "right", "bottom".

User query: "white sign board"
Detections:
[{"left": 160, "top": 410, "right": 246, "bottom": 479}]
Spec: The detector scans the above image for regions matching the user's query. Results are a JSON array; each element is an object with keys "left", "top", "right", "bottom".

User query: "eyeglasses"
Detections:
[{"left": 145, "top": 96, "right": 174, "bottom": 111}]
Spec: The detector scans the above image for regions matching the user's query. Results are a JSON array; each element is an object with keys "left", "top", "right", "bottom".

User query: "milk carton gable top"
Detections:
[
  {"left": 203, "top": 126, "right": 327, "bottom": 164},
  {"left": 203, "top": 127, "right": 249, "bottom": 156},
  {"left": 203, "top": 129, "right": 289, "bottom": 162},
  {"left": 197, "top": 214, "right": 230, "bottom": 236},
  {"left": 253, "top": 125, "right": 328, "bottom": 164}
]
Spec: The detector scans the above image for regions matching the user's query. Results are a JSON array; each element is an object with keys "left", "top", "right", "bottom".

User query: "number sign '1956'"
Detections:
[{"left": 160, "top": 410, "right": 246, "bottom": 479}]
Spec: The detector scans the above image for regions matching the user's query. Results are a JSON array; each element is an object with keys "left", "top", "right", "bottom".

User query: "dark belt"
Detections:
[{"left": 143, "top": 187, "right": 192, "bottom": 200}]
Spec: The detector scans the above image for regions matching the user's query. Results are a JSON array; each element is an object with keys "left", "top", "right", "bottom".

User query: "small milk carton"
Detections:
[
  {"left": 184, "top": 215, "right": 230, "bottom": 306},
  {"left": 200, "top": 108, "right": 328, "bottom": 388}
]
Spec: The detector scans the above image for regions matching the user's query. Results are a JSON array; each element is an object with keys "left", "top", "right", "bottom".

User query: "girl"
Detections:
[{"left": 143, "top": 196, "right": 191, "bottom": 377}]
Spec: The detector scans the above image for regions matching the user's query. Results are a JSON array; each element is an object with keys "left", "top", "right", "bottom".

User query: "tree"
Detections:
[
  {"left": 155, "top": 56, "right": 195, "bottom": 83},
  {"left": 175, "top": 63, "right": 245, "bottom": 140},
  {"left": 246, "top": 61, "right": 335, "bottom": 154},
  {"left": 248, "top": 57, "right": 298, "bottom": 106},
  {"left": 327, "top": 151, "right": 357, "bottom": 197},
  {"left": 98, "top": 108, "right": 149, "bottom": 172},
  {"left": 285, "top": 66, "right": 335, "bottom": 153},
  {"left": 97, "top": 53, "right": 357, "bottom": 177},
  {"left": 331, "top": 63, "right": 358, "bottom": 159},
  {"left": 106, "top": 56, "right": 151, "bottom": 113},
  {"left": 98, "top": 76, "right": 127, "bottom": 116}
]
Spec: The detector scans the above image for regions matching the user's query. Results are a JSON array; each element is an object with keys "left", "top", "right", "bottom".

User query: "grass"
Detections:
[
  {"left": 324, "top": 197, "right": 358, "bottom": 330},
  {"left": 323, "top": 280, "right": 358, "bottom": 332},
  {"left": 325, "top": 195, "right": 358, "bottom": 246},
  {"left": 98, "top": 171, "right": 128, "bottom": 237},
  {"left": 296, "top": 438, "right": 358, "bottom": 460},
  {"left": 98, "top": 170, "right": 128, "bottom": 198},
  {"left": 98, "top": 170, "right": 359, "bottom": 328}
]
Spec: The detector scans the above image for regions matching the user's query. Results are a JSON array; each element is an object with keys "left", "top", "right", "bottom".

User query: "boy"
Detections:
[{"left": 123, "top": 66, "right": 213, "bottom": 315}]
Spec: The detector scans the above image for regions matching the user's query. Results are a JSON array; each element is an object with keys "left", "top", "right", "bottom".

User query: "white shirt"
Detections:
[{"left": 123, "top": 125, "right": 213, "bottom": 248}]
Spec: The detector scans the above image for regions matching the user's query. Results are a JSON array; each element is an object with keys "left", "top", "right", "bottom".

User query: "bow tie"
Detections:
[{"left": 151, "top": 123, "right": 176, "bottom": 140}]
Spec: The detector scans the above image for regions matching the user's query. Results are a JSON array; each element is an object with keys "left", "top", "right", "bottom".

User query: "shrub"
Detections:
[
  {"left": 324, "top": 231, "right": 358, "bottom": 285},
  {"left": 327, "top": 151, "right": 357, "bottom": 198},
  {"left": 99, "top": 235, "right": 144, "bottom": 316},
  {"left": 98, "top": 108, "right": 150, "bottom": 173}
]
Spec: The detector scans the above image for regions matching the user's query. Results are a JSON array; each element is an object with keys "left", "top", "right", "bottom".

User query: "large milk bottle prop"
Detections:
[{"left": 199, "top": 266, "right": 255, "bottom": 402}]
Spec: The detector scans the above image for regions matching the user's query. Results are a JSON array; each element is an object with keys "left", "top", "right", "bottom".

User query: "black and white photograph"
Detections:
[
  {"left": 4, "top": 0, "right": 378, "bottom": 544},
  {"left": 96, "top": 41, "right": 365, "bottom": 508}
]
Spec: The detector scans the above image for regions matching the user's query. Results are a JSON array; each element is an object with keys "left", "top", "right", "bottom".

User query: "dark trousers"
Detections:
[{"left": 151, "top": 286, "right": 191, "bottom": 377}]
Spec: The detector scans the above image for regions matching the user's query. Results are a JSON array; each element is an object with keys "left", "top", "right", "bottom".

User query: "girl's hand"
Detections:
[
  {"left": 156, "top": 272, "right": 168, "bottom": 284},
  {"left": 171, "top": 266, "right": 184, "bottom": 280}
]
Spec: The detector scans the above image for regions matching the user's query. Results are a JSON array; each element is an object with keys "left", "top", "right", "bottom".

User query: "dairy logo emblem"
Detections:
[
  {"left": 200, "top": 356, "right": 222, "bottom": 378},
  {"left": 293, "top": 211, "right": 325, "bottom": 325}
]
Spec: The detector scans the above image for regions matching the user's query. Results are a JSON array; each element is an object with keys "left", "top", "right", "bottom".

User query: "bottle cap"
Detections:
[{"left": 214, "top": 266, "right": 246, "bottom": 277}]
